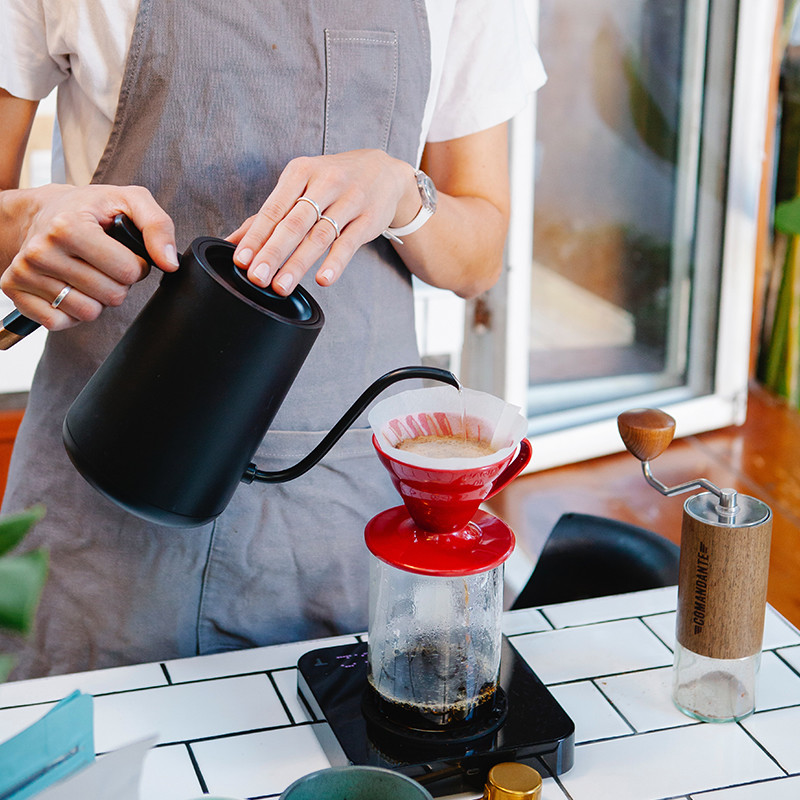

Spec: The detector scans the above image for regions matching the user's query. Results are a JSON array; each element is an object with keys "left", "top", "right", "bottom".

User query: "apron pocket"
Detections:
[{"left": 323, "top": 29, "right": 398, "bottom": 154}]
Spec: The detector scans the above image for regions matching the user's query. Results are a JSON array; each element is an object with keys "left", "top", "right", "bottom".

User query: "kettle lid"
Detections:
[{"left": 192, "top": 237, "right": 323, "bottom": 325}]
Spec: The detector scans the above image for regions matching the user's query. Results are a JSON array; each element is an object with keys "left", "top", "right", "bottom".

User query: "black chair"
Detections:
[{"left": 511, "top": 512, "right": 680, "bottom": 609}]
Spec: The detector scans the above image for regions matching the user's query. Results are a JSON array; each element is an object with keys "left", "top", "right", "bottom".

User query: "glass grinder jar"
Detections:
[{"left": 364, "top": 507, "right": 514, "bottom": 733}]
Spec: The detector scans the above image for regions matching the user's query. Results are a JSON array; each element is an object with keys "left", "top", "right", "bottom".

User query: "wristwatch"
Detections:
[{"left": 383, "top": 169, "right": 437, "bottom": 243}]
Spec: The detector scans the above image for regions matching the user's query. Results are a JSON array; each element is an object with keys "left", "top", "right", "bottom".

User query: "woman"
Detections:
[{"left": 0, "top": 0, "right": 544, "bottom": 678}]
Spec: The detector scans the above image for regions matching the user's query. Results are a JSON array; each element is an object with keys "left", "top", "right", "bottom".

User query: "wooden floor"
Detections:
[{"left": 487, "top": 381, "right": 800, "bottom": 628}]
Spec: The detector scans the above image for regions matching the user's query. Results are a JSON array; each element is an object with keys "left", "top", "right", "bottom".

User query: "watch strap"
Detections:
[
  {"left": 383, "top": 169, "right": 436, "bottom": 243},
  {"left": 384, "top": 204, "right": 434, "bottom": 238}
]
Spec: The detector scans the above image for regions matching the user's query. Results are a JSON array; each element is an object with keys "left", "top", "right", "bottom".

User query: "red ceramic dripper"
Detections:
[
  {"left": 372, "top": 435, "right": 532, "bottom": 535},
  {"left": 366, "top": 385, "right": 531, "bottom": 576}
]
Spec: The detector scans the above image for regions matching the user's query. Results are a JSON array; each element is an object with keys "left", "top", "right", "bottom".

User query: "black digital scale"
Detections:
[{"left": 297, "top": 636, "right": 575, "bottom": 797}]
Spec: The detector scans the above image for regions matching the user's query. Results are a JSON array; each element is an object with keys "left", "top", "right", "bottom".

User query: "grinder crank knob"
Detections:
[{"left": 617, "top": 408, "right": 676, "bottom": 462}]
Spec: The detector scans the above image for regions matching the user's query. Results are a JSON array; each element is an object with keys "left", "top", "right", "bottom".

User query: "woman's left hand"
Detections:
[{"left": 229, "top": 149, "right": 420, "bottom": 296}]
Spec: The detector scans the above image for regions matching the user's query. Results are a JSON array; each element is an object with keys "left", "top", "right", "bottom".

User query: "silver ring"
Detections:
[
  {"left": 50, "top": 285, "right": 72, "bottom": 309},
  {"left": 296, "top": 196, "right": 321, "bottom": 222},
  {"left": 319, "top": 214, "right": 340, "bottom": 239}
]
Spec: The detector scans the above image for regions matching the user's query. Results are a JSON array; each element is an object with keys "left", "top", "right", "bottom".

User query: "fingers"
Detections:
[
  {"left": 119, "top": 188, "right": 179, "bottom": 272},
  {"left": 37, "top": 213, "right": 151, "bottom": 289},
  {"left": 242, "top": 199, "right": 348, "bottom": 295},
  {"left": 237, "top": 194, "right": 372, "bottom": 296},
  {"left": 3, "top": 241, "right": 128, "bottom": 328},
  {"left": 36, "top": 283, "right": 109, "bottom": 330},
  {"left": 233, "top": 166, "right": 307, "bottom": 273},
  {"left": 271, "top": 212, "right": 347, "bottom": 294},
  {"left": 1, "top": 183, "right": 176, "bottom": 330},
  {"left": 232, "top": 151, "right": 405, "bottom": 296},
  {"left": 1, "top": 265, "right": 113, "bottom": 331},
  {"left": 48, "top": 186, "right": 178, "bottom": 279},
  {"left": 236, "top": 193, "right": 324, "bottom": 289}
]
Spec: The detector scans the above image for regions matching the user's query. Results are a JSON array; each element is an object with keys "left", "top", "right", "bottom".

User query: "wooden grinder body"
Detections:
[{"left": 676, "top": 492, "right": 772, "bottom": 660}]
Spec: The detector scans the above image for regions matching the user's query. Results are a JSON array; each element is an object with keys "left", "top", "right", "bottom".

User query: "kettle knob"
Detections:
[{"left": 617, "top": 408, "right": 676, "bottom": 462}]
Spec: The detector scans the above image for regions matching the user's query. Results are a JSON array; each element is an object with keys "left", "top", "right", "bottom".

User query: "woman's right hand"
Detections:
[{"left": 0, "top": 183, "right": 178, "bottom": 331}]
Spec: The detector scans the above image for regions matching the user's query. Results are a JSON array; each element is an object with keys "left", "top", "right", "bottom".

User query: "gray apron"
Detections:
[{"left": 1, "top": 0, "right": 430, "bottom": 678}]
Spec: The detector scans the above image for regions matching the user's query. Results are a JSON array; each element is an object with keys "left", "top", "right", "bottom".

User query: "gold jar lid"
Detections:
[{"left": 483, "top": 762, "right": 542, "bottom": 800}]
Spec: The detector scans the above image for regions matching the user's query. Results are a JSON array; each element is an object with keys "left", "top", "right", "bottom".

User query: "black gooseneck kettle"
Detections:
[{"left": 55, "top": 215, "right": 458, "bottom": 528}]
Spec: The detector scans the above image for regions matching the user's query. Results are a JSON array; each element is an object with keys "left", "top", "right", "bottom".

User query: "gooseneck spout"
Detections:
[{"left": 242, "top": 366, "right": 460, "bottom": 484}]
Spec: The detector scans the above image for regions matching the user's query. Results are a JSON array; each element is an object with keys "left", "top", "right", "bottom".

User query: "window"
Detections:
[{"left": 455, "top": 0, "right": 778, "bottom": 469}]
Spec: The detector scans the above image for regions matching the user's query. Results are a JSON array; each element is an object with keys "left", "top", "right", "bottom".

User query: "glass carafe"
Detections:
[{"left": 368, "top": 556, "right": 503, "bottom": 729}]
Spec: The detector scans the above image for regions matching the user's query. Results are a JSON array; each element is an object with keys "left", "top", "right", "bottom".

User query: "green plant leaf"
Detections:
[
  {"left": 0, "top": 654, "right": 14, "bottom": 682},
  {"left": 763, "top": 238, "right": 795, "bottom": 391},
  {"left": 0, "top": 549, "right": 49, "bottom": 633},
  {"left": 775, "top": 197, "right": 800, "bottom": 236},
  {"left": 0, "top": 505, "right": 45, "bottom": 557}
]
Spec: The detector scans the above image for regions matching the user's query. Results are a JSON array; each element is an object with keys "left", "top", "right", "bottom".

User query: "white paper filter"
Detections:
[{"left": 368, "top": 386, "right": 527, "bottom": 469}]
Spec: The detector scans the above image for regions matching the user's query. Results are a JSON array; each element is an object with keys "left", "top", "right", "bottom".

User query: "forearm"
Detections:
[
  {"left": 392, "top": 192, "right": 508, "bottom": 299},
  {"left": 0, "top": 90, "right": 40, "bottom": 270},
  {"left": 390, "top": 124, "right": 511, "bottom": 300}
]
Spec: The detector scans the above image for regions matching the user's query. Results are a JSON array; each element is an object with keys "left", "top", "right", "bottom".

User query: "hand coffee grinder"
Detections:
[
  {"left": 298, "top": 386, "right": 575, "bottom": 797},
  {"left": 618, "top": 408, "right": 772, "bottom": 722}
]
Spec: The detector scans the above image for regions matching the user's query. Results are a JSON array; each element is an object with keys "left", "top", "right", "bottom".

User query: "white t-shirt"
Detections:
[{"left": 1, "top": 0, "right": 545, "bottom": 185}]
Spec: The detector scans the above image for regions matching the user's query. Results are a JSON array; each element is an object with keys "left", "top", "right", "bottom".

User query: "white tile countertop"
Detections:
[{"left": 2, "top": 586, "right": 800, "bottom": 800}]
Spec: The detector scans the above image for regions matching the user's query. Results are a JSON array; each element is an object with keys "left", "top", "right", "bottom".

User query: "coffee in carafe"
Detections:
[{"left": 368, "top": 563, "right": 504, "bottom": 730}]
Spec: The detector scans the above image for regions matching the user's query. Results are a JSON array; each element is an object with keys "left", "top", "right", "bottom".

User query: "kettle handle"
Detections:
[
  {"left": 107, "top": 213, "right": 161, "bottom": 266},
  {"left": 241, "top": 366, "right": 460, "bottom": 484}
]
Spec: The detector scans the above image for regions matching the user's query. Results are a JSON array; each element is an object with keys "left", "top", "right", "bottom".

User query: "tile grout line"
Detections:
[
  {"left": 266, "top": 670, "right": 296, "bottom": 726},
  {"left": 149, "top": 718, "right": 319, "bottom": 749},
  {"left": 184, "top": 742, "right": 209, "bottom": 795},
  {"left": 544, "top": 663, "right": 676, "bottom": 689},
  {"left": 589, "top": 676, "right": 638, "bottom": 736},
  {"left": 773, "top": 646, "right": 800, "bottom": 681},
  {"left": 640, "top": 614, "right": 677, "bottom": 654},
  {"left": 688, "top": 774, "right": 800, "bottom": 798},
  {"left": 736, "top": 718, "right": 790, "bottom": 777},
  {"left": 0, "top": 669, "right": 293, "bottom": 712},
  {"left": 518, "top": 608, "right": 678, "bottom": 633}
]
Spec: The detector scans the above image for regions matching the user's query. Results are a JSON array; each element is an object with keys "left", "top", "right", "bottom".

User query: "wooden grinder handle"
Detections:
[{"left": 617, "top": 408, "right": 676, "bottom": 462}]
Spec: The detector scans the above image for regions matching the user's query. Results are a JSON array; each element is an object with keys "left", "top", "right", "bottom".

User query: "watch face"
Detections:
[{"left": 417, "top": 171, "right": 438, "bottom": 213}]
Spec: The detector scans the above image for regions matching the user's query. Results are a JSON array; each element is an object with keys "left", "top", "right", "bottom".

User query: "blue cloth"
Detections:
[{"left": 0, "top": 691, "right": 93, "bottom": 800}]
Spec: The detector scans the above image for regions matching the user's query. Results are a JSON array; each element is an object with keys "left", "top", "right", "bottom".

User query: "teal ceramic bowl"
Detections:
[{"left": 279, "top": 766, "right": 433, "bottom": 799}]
